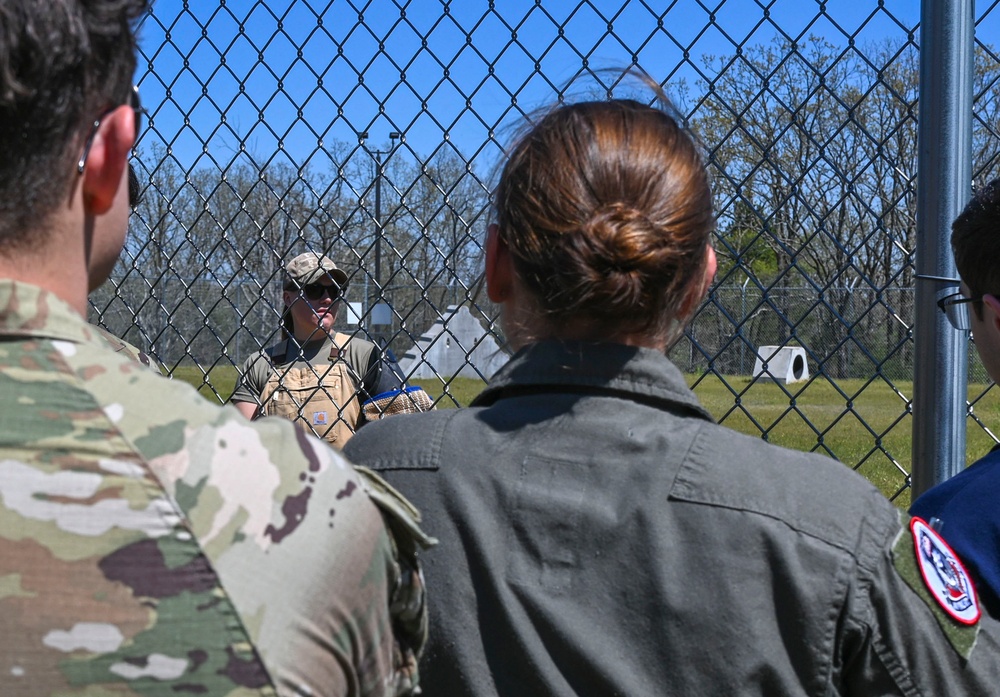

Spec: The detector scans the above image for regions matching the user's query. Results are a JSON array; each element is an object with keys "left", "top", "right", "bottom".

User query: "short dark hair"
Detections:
[
  {"left": 952, "top": 179, "right": 1000, "bottom": 318},
  {"left": 0, "top": 0, "right": 148, "bottom": 249}
]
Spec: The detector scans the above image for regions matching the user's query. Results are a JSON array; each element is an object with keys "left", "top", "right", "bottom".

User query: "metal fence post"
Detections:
[{"left": 912, "top": 0, "right": 974, "bottom": 498}]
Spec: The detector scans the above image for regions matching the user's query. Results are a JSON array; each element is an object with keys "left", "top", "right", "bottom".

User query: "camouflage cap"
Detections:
[{"left": 284, "top": 252, "right": 349, "bottom": 287}]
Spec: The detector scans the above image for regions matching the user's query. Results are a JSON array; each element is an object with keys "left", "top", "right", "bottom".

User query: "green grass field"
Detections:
[{"left": 171, "top": 364, "right": 1000, "bottom": 510}]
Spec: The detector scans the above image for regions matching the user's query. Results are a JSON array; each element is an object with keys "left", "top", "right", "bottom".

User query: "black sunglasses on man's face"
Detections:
[{"left": 286, "top": 283, "right": 346, "bottom": 302}]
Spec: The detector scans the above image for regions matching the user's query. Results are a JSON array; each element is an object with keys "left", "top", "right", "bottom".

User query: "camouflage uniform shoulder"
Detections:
[
  {"left": 0, "top": 286, "right": 277, "bottom": 695},
  {"left": 90, "top": 323, "right": 165, "bottom": 374},
  {"left": 67, "top": 335, "right": 427, "bottom": 695},
  {"left": 0, "top": 283, "right": 421, "bottom": 694}
]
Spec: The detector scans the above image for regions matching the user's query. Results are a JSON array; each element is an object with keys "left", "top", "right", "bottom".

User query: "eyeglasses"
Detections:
[
  {"left": 937, "top": 291, "right": 982, "bottom": 331},
  {"left": 77, "top": 85, "right": 145, "bottom": 174},
  {"left": 294, "top": 283, "right": 346, "bottom": 302}
]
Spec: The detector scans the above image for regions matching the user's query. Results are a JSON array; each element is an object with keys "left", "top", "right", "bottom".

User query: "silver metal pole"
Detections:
[
  {"left": 372, "top": 132, "right": 400, "bottom": 291},
  {"left": 912, "top": 0, "right": 974, "bottom": 499},
  {"left": 374, "top": 150, "right": 383, "bottom": 287}
]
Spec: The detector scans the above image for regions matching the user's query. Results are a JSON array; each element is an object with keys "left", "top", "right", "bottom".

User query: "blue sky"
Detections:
[{"left": 134, "top": 1, "right": 935, "bottom": 176}]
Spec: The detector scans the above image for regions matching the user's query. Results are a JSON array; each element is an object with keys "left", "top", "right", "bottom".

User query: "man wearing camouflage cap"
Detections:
[
  {"left": 0, "top": 1, "right": 429, "bottom": 695},
  {"left": 286, "top": 250, "right": 350, "bottom": 285},
  {"left": 231, "top": 251, "right": 424, "bottom": 446}
]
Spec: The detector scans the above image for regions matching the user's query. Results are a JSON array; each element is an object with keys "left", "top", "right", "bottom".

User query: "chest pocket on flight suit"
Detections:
[{"left": 260, "top": 335, "right": 361, "bottom": 447}]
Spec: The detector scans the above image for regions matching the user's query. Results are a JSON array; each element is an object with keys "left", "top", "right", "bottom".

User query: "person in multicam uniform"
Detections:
[
  {"left": 343, "top": 84, "right": 1000, "bottom": 695},
  {"left": 231, "top": 252, "right": 433, "bottom": 447},
  {"left": 0, "top": 2, "right": 430, "bottom": 695}
]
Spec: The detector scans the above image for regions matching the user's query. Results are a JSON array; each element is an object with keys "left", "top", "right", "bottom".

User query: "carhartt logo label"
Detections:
[
  {"left": 313, "top": 412, "right": 328, "bottom": 426},
  {"left": 911, "top": 517, "right": 980, "bottom": 625}
]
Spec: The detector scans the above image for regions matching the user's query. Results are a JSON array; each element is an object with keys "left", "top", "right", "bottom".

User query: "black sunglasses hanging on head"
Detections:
[{"left": 78, "top": 85, "right": 144, "bottom": 174}]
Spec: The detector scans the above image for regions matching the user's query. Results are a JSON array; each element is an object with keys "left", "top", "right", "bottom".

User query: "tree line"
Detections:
[{"left": 90, "top": 35, "right": 1000, "bottom": 381}]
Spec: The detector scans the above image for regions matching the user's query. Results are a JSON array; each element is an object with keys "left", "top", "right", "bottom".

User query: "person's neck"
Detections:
[
  {"left": 4, "top": 170, "right": 123, "bottom": 317},
  {"left": 0, "top": 242, "right": 90, "bottom": 317},
  {"left": 502, "top": 306, "right": 668, "bottom": 353},
  {"left": 292, "top": 327, "right": 333, "bottom": 346}
]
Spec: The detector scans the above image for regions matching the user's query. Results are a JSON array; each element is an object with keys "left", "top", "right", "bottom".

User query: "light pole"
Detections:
[
  {"left": 374, "top": 131, "right": 399, "bottom": 289},
  {"left": 360, "top": 131, "right": 400, "bottom": 336}
]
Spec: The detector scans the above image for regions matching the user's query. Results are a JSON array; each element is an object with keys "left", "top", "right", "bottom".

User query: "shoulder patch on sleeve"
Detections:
[{"left": 892, "top": 516, "right": 980, "bottom": 659}]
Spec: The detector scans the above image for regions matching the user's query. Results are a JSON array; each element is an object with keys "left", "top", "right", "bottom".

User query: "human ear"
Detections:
[
  {"left": 79, "top": 105, "right": 136, "bottom": 214},
  {"left": 982, "top": 294, "right": 1000, "bottom": 333},
  {"left": 485, "top": 223, "right": 513, "bottom": 303},
  {"left": 678, "top": 244, "right": 716, "bottom": 318}
]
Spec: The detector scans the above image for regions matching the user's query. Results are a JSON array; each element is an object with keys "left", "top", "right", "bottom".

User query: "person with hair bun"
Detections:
[{"left": 344, "top": 94, "right": 1000, "bottom": 695}]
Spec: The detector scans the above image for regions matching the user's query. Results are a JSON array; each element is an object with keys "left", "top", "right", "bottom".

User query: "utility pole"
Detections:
[
  {"left": 374, "top": 131, "right": 400, "bottom": 290},
  {"left": 359, "top": 131, "right": 400, "bottom": 343}
]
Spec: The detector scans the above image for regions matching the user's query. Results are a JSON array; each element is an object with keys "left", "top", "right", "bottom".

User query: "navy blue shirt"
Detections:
[{"left": 911, "top": 445, "right": 1000, "bottom": 618}]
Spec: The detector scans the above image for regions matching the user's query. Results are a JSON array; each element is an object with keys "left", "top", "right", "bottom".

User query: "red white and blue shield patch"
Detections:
[{"left": 911, "top": 517, "right": 981, "bottom": 625}]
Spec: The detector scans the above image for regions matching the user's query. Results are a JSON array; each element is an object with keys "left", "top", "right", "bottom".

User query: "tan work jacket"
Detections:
[{"left": 260, "top": 333, "right": 361, "bottom": 447}]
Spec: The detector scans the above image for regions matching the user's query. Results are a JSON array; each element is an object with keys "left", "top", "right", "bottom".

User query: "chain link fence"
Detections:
[{"left": 89, "top": 1, "right": 1000, "bottom": 503}]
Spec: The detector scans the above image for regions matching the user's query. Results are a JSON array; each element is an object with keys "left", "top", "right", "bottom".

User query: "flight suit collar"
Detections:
[{"left": 474, "top": 339, "right": 715, "bottom": 422}]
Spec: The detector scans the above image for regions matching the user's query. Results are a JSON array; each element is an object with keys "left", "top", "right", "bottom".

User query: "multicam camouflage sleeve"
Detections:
[{"left": 355, "top": 466, "right": 438, "bottom": 693}]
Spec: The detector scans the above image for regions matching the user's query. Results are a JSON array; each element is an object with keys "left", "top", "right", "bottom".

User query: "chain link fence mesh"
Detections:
[{"left": 88, "top": 1, "right": 1000, "bottom": 504}]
